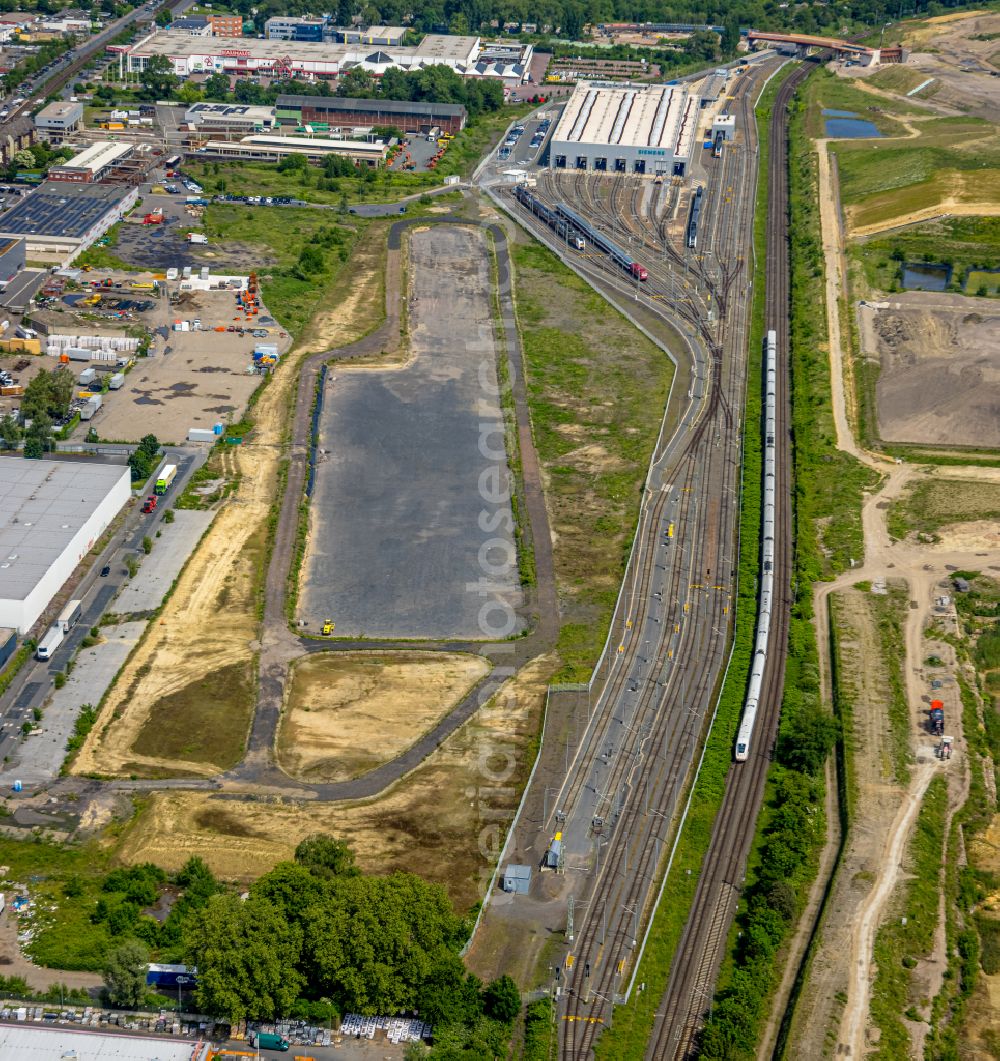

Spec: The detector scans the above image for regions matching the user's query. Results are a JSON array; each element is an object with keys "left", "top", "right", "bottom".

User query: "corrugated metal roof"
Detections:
[{"left": 0, "top": 1021, "right": 207, "bottom": 1059}]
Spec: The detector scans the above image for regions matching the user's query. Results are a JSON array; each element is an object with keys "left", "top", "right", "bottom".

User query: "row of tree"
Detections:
[
  {"left": 100, "top": 836, "right": 520, "bottom": 1057},
  {"left": 174, "top": 0, "right": 960, "bottom": 46}
]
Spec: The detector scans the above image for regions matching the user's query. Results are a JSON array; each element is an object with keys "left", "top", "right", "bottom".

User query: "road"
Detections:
[
  {"left": 0, "top": 445, "right": 207, "bottom": 775},
  {"left": 0, "top": 0, "right": 193, "bottom": 136}
]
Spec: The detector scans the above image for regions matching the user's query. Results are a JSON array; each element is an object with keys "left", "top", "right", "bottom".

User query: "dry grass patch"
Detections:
[
  {"left": 277, "top": 652, "right": 491, "bottom": 783},
  {"left": 118, "top": 655, "right": 554, "bottom": 908}
]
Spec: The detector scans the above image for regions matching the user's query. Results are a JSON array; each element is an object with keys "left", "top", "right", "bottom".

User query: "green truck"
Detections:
[{"left": 247, "top": 1030, "right": 290, "bottom": 1051}]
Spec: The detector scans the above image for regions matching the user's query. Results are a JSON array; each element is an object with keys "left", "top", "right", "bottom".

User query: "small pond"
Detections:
[
  {"left": 822, "top": 108, "right": 883, "bottom": 139},
  {"left": 902, "top": 263, "right": 952, "bottom": 292}
]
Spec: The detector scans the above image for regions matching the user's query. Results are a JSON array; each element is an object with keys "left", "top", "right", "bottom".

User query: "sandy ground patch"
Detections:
[
  {"left": 117, "top": 655, "right": 553, "bottom": 909},
  {"left": 72, "top": 233, "right": 388, "bottom": 780},
  {"left": 276, "top": 652, "right": 491, "bottom": 783},
  {"left": 861, "top": 295, "right": 1000, "bottom": 448}
]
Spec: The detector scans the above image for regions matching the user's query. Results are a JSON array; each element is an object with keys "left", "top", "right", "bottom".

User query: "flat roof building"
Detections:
[
  {"left": 550, "top": 80, "right": 700, "bottom": 177},
  {"left": 48, "top": 140, "right": 133, "bottom": 182},
  {"left": 184, "top": 101, "right": 276, "bottom": 135},
  {"left": 121, "top": 29, "right": 481, "bottom": 81},
  {"left": 0, "top": 1022, "right": 210, "bottom": 1060},
  {"left": 0, "top": 181, "right": 138, "bottom": 262},
  {"left": 33, "top": 98, "right": 83, "bottom": 137},
  {"left": 265, "top": 15, "right": 326, "bottom": 41},
  {"left": 0, "top": 236, "right": 25, "bottom": 285},
  {"left": 0, "top": 456, "right": 131, "bottom": 633},
  {"left": 276, "top": 93, "right": 467, "bottom": 134},
  {"left": 202, "top": 133, "right": 387, "bottom": 166}
]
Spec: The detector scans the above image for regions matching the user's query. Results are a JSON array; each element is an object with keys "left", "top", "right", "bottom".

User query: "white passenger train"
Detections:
[{"left": 735, "top": 329, "right": 778, "bottom": 762}]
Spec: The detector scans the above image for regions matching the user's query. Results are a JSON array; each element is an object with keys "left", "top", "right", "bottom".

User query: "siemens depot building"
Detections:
[{"left": 550, "top": 80, "right": 700, "bottom": 176}]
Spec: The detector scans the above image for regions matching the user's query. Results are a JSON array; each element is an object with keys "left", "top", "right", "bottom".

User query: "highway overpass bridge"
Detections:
[{"left": 748, "top": 30, "right": 907, "bottom": 65}]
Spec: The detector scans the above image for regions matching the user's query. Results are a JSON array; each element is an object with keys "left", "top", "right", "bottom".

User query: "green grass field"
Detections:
[
  {"left": 131, "top": 660, "right": 255, "bottom": 769},
  {"left": 202, "top": 205, "right": 362, "bottom": 337},
  {"left": 868, "top": 65, "right": 940, "bottom": 97},
  {"left": 513, "top": 240, "right": 674, "bottom": 682},
  {"left": 851, "top": 216, "right": 1000, "bottom": 294},
  {"left": 186, "top": 158, "right": 439, "bottom": 207},
  {"left": 888, "top": 478, "right": 1000, "bottom": 540},
  {"left": 804, "top": 73, "right": 915, "bottom": 140}
]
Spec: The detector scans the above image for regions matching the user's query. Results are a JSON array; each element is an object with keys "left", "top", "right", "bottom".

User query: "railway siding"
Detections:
[{"left": 589, "top": 65, "right": 787, "bottom": 1061}]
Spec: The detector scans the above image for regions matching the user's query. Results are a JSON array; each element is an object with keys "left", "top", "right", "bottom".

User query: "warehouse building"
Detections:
[
  {"left": 184, "top": 101, "right": 277, "bottom": 135},
  {"left": 0, "top": 181, "right": 138, "bottom": 262},
  {"left": 120, "top": 29, "right": 481, "bottom": 81},
  {"left": 48, "top": 140, "right": 133, "bottom": 182},
  {"left": 201, "top": 133, "right": 387, "bottom": 166},
  {"left": 0, "top": 456, "right": 131, "bottom": 634},
  {"left": 550, "top": 80, "right": 700, "bottom": 176},
  {"left": 276, "top": 94, "right": 467, "bottom": 135},
  {"left": 0, "top": 1024, "right": 210, "bottom": 1060},
  {"left": 0, "top": 237, "right": 25, "bottom": 286}
]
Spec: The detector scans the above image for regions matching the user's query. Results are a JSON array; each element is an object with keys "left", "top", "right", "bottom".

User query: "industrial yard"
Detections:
[{"left": 0, "top": 5, "right": 998, "bottom": 1058}]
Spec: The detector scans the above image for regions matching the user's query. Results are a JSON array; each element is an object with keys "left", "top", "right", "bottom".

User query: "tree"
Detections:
[
  {"left": 103, "top": 938, "right": 150, "bottom": 1008},
  {"left": 0, "top": 413, "right": 21, "bottom": 446},
  {"left": 178, "top": 80, "right": 202, "bottom": 105},
  {"left": 184, "top": 894, "right": 303, "bottom": 1020},
  {"left": 482, "top": 975, "right": 520, "bottom": 1024},
  {"left": 23, "top": 436, "right": 44, "bottom": 460},
  {"left": 138, "top": 433, "right": 160, "bottom": 459},
  {"left": 203, "top": 72, "right": 231, "bottom": 101},
  {"left": 294, "top": 835, "right": 358, "bottom": 878},
  {"left": 155, "top": 7, "right": 172, "bottom": 24},
  {"left": 13, "top": 148, "right": 35, "bottom": 169},
  {"left": 295, "top": 244, "right": 325, "bottom": 279},
  {"left": 128, "top": 448, "right": 152, "bottom": 483},
  {"left": 140, "top": 54, "right": 178, "bottom": 100},
  {"left": 777, "top": 703, "right": 839, "bottom": 774}
]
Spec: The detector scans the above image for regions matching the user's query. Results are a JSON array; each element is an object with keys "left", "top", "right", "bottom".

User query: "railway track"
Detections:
[
  {"left": 489, "top": 68, "right": 768, "bottom": 1060},
  {"left": 644, "top": 58, "right": 814, "bottom": 1059}
]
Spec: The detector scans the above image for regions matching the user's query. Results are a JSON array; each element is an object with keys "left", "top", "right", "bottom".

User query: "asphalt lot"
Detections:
[
  {"left": 0, "top": 622, "right": 144, "bottom": 785},
  {"left": 298, "top": 224, "right": 524, "bottom": 639},
  {"left": 112, "top": 510, "right": 215, "bottom": 614}
]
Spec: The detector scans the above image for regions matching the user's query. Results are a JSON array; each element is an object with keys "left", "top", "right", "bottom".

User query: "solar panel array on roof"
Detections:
[{"left": 0, "top": 182, "right": 132, "bottom": 239}]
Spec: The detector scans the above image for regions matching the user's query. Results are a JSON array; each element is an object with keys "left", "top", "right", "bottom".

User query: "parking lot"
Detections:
[{"left": 298, "top": 225, "right": 524, "bottom": 639}]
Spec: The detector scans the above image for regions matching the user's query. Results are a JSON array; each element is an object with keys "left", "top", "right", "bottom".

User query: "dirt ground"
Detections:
[
  {"left": 900, "top": 11, "right": 1000, "bottom": 123},
  {"left": 117, "top": 655, "right": 552, "bottom": 910},
  {"left": 787, "top": 588, "right": 910, "bottom": 1058},
  {"left": 72, "top": 231, "right": 389, "bottom": 780},
  {"left": 860, "top": 294, "right": 1000, "bottom": 448},
  {"left": 91, "top": 284, "right": 289, "bottom": 444},
  {"left": 276, "top": 652, "right": 491, "bottom": 783}
]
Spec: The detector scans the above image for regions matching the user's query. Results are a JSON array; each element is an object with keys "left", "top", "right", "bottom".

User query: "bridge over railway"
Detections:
[{"left": 748, "top": 29, "right": 907, "bottom": 65}]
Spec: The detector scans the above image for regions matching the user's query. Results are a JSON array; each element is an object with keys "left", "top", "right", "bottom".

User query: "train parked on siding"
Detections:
[
  {"left": 686, "top": 186, "right": 703, "bottom": 250},
  {"left": 512, "top": 185, "right": 648, "bottom": 281},
  {"left": 735, "top": 328, "right": 778, "bottom": 762}
]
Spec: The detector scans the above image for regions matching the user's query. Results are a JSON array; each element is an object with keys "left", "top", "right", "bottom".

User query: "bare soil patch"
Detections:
[
  {"left": 118, "top": 656, "right": 553, "bottom": 909},
  {"left": 276, "top": 652, "right": 491, "bottom": 783},
  {"left": 789, "top": 588, "right": 906, "bottom": 1059},
  {"left": 862, "top": 294, "right": 1000, "bottom": 448}
]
